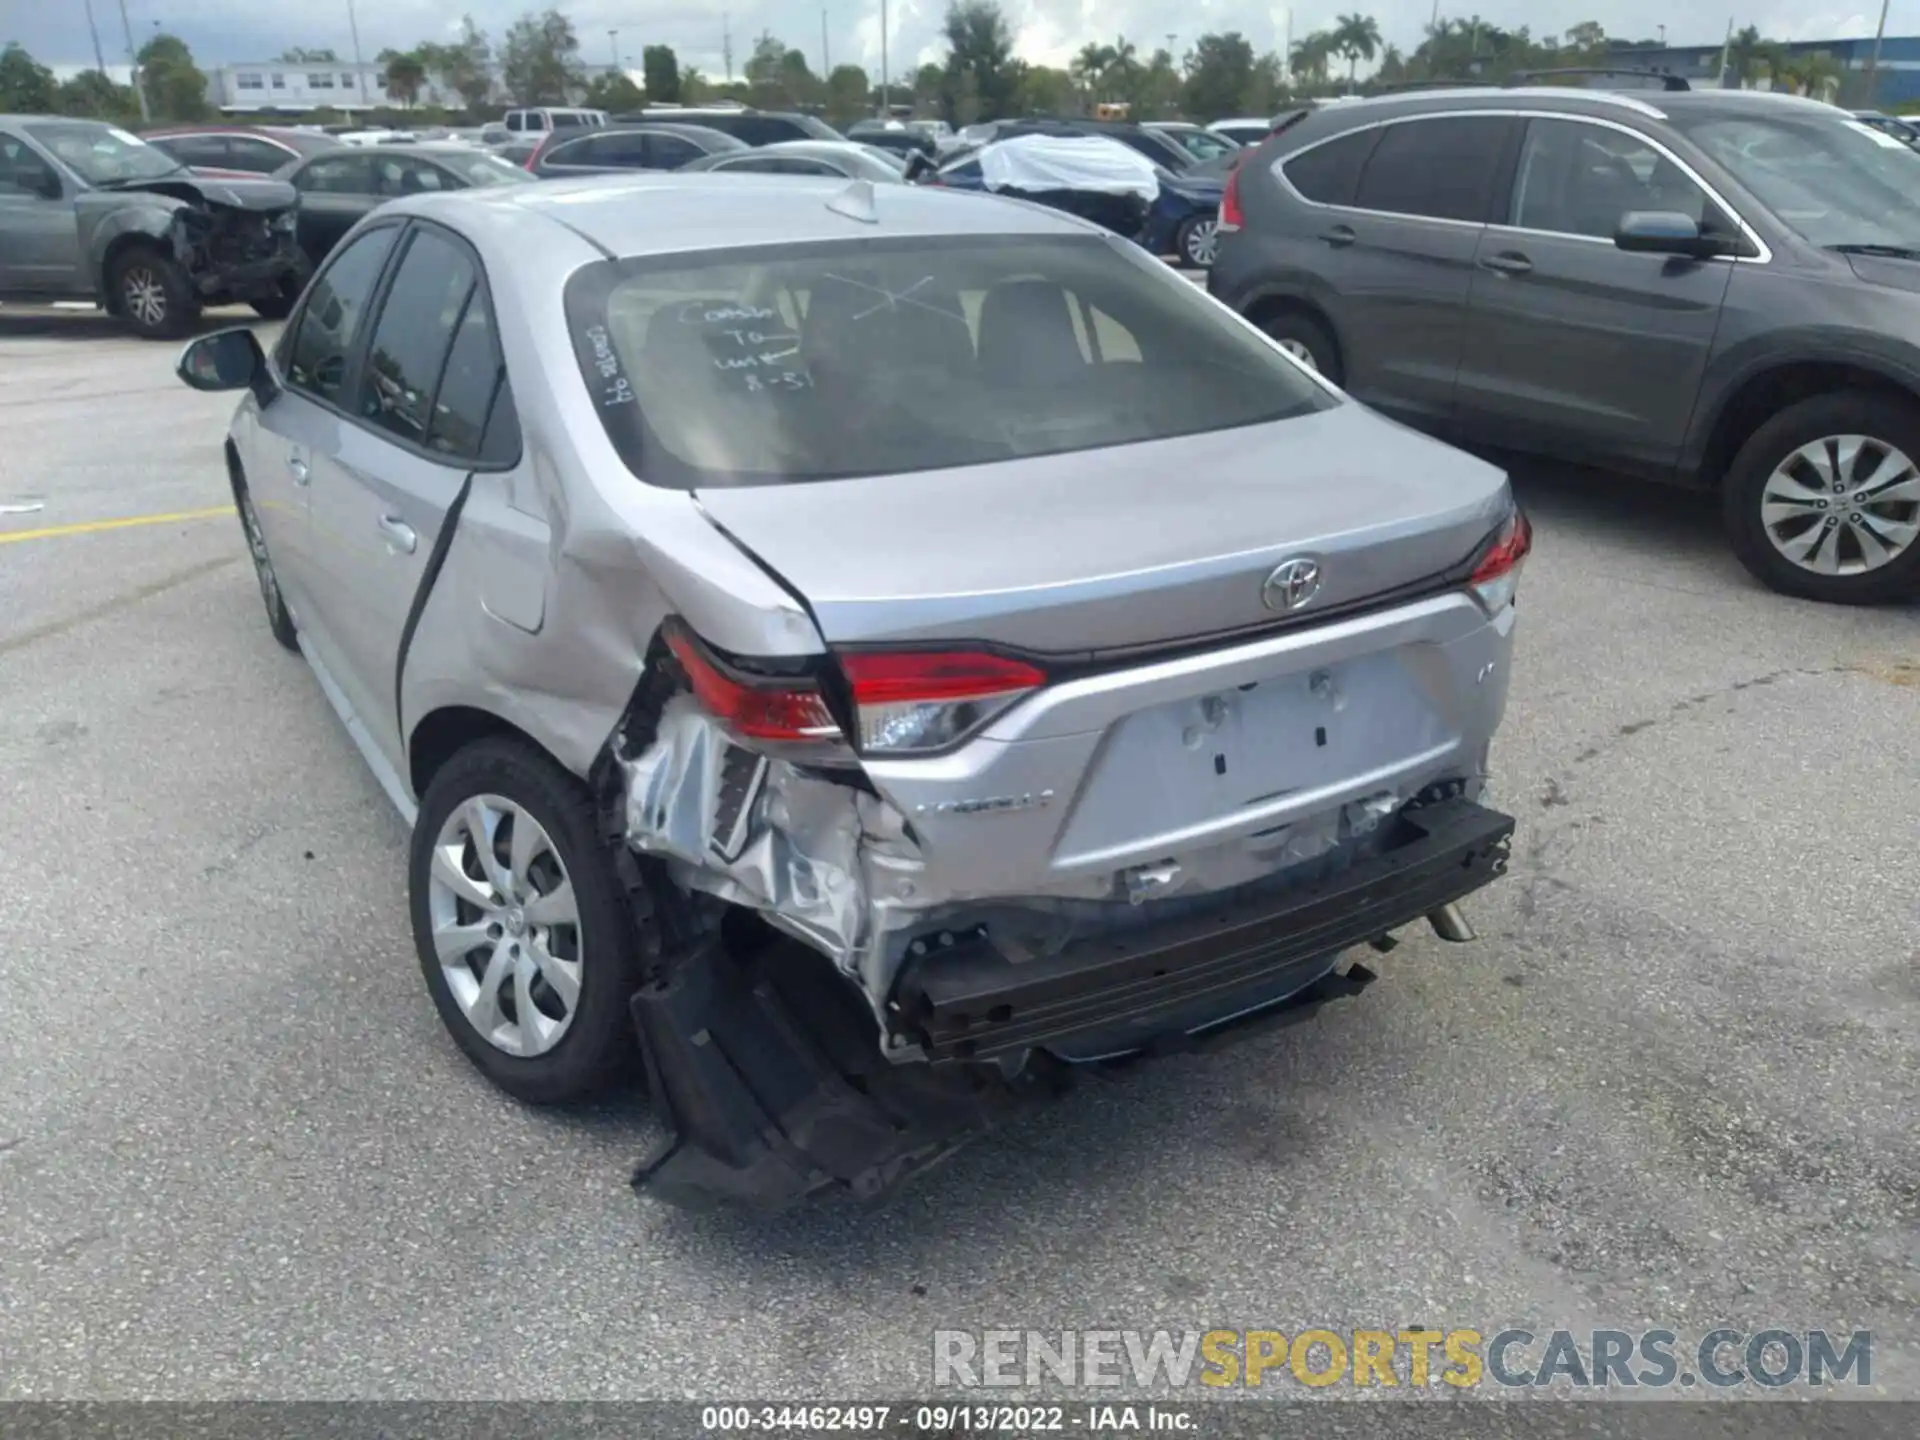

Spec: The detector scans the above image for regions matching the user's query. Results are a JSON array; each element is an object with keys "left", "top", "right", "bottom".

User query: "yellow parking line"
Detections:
[{"left": 0, "top": 505, "right": 234, "bottom": 545}]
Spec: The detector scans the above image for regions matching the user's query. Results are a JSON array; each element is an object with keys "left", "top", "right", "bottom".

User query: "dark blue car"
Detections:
[{"left": 929, "top": 151, "right": 1224, "bottom": 269}]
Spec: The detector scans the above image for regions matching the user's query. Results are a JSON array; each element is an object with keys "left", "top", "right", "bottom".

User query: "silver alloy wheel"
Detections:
[
  {"left": 238, "top": 490, "right": 281, "bottom": 618},
  {"left": 1184, "top": 218, "right": 1219, "bottom": 268},
  {"left": 123, "top": 266, "right": 166, "bottom": 329},
  {"left": 1761, "top": 434, "right": 1920, "bottom": 576},
  {"left": 426, "top": 795, "right": 584, "bottom": 1058},
  {"left": 1278, "top": 337, "right": 1319, "bottom": 372}
]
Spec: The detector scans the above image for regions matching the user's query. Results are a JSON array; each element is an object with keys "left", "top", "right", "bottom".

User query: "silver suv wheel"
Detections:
[
  {"left": 426, "top": 794, "right": 584, "bottom": 1058},
  {"left": 1761, "top": 434, "right": 1920, "bottom": 576}
]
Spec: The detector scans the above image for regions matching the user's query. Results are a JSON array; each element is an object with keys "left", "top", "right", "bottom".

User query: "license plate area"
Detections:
[{"left": 1053, "top": 652, "right": 1457, "bottom": 859}]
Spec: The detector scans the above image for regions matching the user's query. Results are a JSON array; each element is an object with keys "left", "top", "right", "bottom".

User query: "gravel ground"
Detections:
[{"left": 0, "top": 307, "right": 1914, "bottom": 1406}]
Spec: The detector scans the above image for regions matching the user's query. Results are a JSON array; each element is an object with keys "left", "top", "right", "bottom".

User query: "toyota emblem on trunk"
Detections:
[{"left": 1262, "top": 557, "right": 1323, "bottom": 612}]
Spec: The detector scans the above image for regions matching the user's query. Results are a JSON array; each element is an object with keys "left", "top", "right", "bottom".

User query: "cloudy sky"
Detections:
[{"left": 18, "top": 0, "right": 1892, "bottom": 80}]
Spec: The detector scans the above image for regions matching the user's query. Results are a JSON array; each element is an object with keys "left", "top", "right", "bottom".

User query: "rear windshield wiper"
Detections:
[{"left": 1826, "top": 242, "right": 1920, "bottom": 260}]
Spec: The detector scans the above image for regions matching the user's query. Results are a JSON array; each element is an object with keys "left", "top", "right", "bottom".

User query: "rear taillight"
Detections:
[
  {"left": 661, "top": 622, "right": 1048, "bottom": 758},
  {"left": 662, "top": 622, "right": 843, "bottom": 747},
  {"left": 1219, "top": 164, "right": 1244, "bottom": 231},
  {"left": 1468, "top": 509, "right": 1533, "bottom": 613},
  {"left": 839, "top": 651, "right": 1047, "bottom": 756}
]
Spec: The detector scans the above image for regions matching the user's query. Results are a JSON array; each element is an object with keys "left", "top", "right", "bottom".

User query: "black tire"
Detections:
[
  {"left": 1176, "top": 215, "right": 1218, "bottom": 269},
  {"left": 1255, "top": 306, "right": 1342, "bottom": 386},
  {"left": 1722, "top": 392, "right": 1920, "bottom": 605},
  {"left": 108, "top": 245, "right": 199, "bottom": 340},
  {"left": 410, "top": 738, "right": 647, "bottom": 1106},
  {"left": 234, "top": 477, "right": 300, "bottom": 652}
]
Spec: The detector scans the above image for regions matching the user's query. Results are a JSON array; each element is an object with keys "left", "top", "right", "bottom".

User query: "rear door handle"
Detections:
[
  {"left": 287, "top": 456, "right": 309, "bottom": 485},
  {"left": 1319, "top": 224, "right": 1357, "bottom": 248},
  {"left": 377, "top": 514, "right": 417, "bottom": 554},
  {"left": 1479, "top": 251, "right": 1534, "bottom": 275}
]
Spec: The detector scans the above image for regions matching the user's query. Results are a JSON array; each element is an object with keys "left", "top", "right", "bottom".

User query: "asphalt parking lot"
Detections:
[{"left": 1, "top": 307, "right": 1916, "bottom": 1404}]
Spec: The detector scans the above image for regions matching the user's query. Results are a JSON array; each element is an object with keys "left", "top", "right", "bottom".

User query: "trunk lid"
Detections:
[{"left": 695, "top": 402, "right": 1511, "bottom": 656}]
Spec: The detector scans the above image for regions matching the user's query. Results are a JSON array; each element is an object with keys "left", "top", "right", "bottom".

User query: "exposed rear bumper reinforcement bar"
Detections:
[
  {"left": 629, "top": 795, "right": 1514, "bottom": 1213},
  {"left": 892, "top": 796, "right": 1515, "bottom": 1065}
]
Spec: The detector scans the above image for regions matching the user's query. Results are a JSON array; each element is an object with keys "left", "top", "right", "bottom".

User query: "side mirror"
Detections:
[
  {"left": 1614, "top": 210, "right": 1728, "bottom": 258},
  {"left": 177, "top": 327, "right": 266, "bottom": 393}
]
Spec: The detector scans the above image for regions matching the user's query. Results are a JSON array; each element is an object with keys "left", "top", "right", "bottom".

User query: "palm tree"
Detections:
[
  {"left": 1072, "top": 41, "right": 1115, "bottom": 97},
  {"left": 1333, "top": 13, "right": 1383, "bottom": 91},
  {"left": 1290, "top": 31, "right": 1334, "bottom": 87}
]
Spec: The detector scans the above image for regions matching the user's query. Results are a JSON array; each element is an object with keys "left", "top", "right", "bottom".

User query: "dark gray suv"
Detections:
[{"left": 1210, "top": 86, "right": 1920, "bottom": 605}]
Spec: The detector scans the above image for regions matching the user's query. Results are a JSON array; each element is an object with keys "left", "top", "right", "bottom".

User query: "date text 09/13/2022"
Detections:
[{"left": 700, "top": 1404, "right": 1195, "bottom": 1432}]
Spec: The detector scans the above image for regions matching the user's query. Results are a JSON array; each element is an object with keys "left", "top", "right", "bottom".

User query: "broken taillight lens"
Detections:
[
  {"left": 1468, "top": 508, "right": 1533, "bottom": 613},
  {"left": 662, "top": 622, "right": 844, "bottom": 747},
  {"left": 837, "top": 651, "right": 1048, "bottom": 756}
]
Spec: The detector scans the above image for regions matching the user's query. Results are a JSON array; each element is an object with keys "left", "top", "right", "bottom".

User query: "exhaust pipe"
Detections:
[{"left": 1427, "top": 902, "right": 1476, "bottom": 944}]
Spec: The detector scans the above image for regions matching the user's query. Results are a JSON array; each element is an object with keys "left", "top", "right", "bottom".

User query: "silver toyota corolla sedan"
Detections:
[{"left": 177, "top": 171, "right": 1529, "bottom": 1212}]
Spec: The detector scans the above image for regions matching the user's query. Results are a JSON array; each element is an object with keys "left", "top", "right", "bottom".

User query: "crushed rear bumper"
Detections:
[{"left": 629, "top": 795, "right": 1514, "bottom": 1214}]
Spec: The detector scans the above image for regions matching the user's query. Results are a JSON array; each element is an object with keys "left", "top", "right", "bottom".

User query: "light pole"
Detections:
[
  {"left": 82, "top": 0, "right": 109, "bottom": 74},
  {"left": 1867, "top": 0, "right": 1892, "bottom": 107},
  {"left": 879, "top": 0, "right": 889, "bottom": 116},
  {"left": 1657, "top": 24, "right": 1666, "bottom": 47},
  {"left": 116, "top": 0, "right": 149, "bottom": 121},
  {"left": 609, "top": 29, "right": 620, "bottom": 71},
  {"left": 345, "top": 0, "right": 369, "bottom": 112},
  {"left": 822, "top": 11, "right": 830, "bottom": 77}
]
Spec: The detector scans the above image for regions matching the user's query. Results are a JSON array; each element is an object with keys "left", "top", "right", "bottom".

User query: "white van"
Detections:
[{"left": 502, "top": 108, "right": 608, "bottom": 135}]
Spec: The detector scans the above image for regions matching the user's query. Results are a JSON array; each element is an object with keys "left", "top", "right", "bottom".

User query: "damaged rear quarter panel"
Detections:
[{"left": 395, "top": 204, "right": 827, "bottom": 790}]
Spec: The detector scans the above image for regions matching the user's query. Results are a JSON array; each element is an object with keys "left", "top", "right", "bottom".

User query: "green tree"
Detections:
[
  {"left": 643, "top": 44, "right": 680, "bottom": 103},
  {"left": 1727, "top": 25, "right": 1764, "bottom": 85},
  {"left": 1012, "top": 63, "right": 1075, "bottom": 116},
  {"left": 1072, "top": 42, "right": 1116, "bottom": 101},
  {"left": 0, "top": 42, "right": 56, "bottom": 113},
  {"left": 1331, "top": 13, "right": 1382, "bottom": 90},
  {"left": 913, "top": 61, "right": 944, "bottom": 110},
  {"left": 500, "top": 8, "right": 581, "bottom": 105},
  {"left": 941, "top": 0, "right": 1018, "bottom": 122},
  {"left": 1183, "top": 31, "right": 1258, "bottom": 120},
  {"left": 1289, "top": 31, "right": 1335, "bottom": 88},
  {"left": 137, "top": 33, "right": 210, "bottom": 121},
  {"left": 680, "top": 66, "right": 709, "bottom": 104},
  {"left": 54, "top": 68, "right": 140, "bottom": 122},
  {"left": 377, "top": 49, "right": 427, "bottom": 107},
  {"left": 585, "top": 70, "right": 644, "bottom": 111},
  {"left": 825, "top": 63, "right": 870, "bottom": 124}
]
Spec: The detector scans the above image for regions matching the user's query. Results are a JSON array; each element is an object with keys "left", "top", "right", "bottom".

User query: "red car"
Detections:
[{"left": 143, "top": 124, "right": 343, "bottom": 179}]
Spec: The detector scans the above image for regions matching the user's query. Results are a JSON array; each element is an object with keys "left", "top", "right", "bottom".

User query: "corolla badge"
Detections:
[{"left": 1262, "top": 556, "right": 1324, "bottom": 612}]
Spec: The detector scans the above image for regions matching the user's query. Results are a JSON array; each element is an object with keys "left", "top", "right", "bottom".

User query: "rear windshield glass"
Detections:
[{"left": 564, "top": 234, "right": 1336, "bottom": 488}]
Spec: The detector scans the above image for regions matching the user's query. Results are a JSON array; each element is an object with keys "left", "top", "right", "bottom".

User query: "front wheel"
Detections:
[
  {"left": 110, "top": 247, "right": 198, "bottom": 340},
  {"left": 410, "top": 739, "right": 648, "bottom": 1105},
  {"left": 1177, "top": 215, "right": 1219, "bottom": 269},
  {"left": 1722, "top": 393, "right": 1920, "bottom": 605}
]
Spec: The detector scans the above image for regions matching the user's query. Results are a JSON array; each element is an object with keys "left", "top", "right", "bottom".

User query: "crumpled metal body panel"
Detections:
[{"left": 618, "top": 694, "right": 1480, "bottom": 1039}]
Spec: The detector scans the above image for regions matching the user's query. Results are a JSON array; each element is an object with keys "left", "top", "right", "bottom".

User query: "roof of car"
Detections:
[
  {"left": 394, "top": 169, "right": 1089, "bottom": 256},
  {"left": 1290, "top": 84, "right": 1855, "bottom": 130}
]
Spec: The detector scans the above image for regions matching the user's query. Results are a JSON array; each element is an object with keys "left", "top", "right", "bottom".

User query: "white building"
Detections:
[{"left": 210, "top": 61, "right": 479, "bottom": 113}]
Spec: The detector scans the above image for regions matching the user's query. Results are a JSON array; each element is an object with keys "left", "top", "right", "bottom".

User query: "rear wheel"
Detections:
[
  {"left": 1177, "top": 215, "right": 1219, "bottom": 269},
  {"left": 1255, "top": 307, "right": 1342, "bottom": 386},
  {"left": 1722, "top": 393, "right": 1920, "bottom": 604},
  {"left": 110, "top": 246, "right": 198, "bottom": 340},
  {"left": 410, "top": 738, "right": 647, "bottom": 1105}
]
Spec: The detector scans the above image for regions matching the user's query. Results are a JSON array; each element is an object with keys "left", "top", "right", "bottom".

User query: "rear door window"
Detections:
[
  {"left": 1351, "top": 116, "right": 1516, "bottom": 222},
  {"left": 353, "top": 228, "right": 478, "bottom": 446},
  {"left": 644, "top": 132, "right": 702, "bottom": 168},
  {"left": 298, "top": 153, "right": 374, "bottom": 194},
  {"left": 1282, "top": 127, "right": 1384, "bottom": 207},
  {"left": 563, "top": 234, "right": 1337, "bottom": 489}
]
